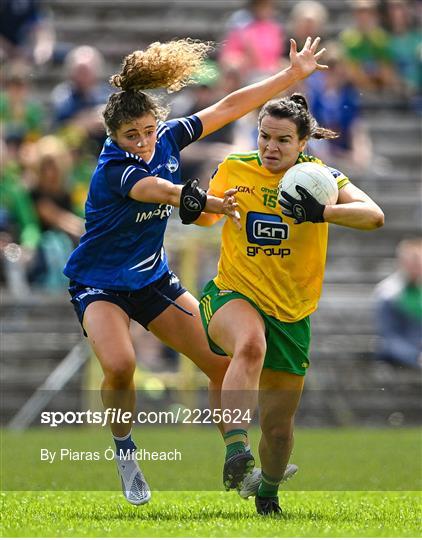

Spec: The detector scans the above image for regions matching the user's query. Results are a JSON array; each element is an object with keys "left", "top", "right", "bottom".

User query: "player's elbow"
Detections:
[
  {"left": 370, "top": 208, "right": 385, "bottom": 229},
  {"left": 361, "top": 204, "right": 384, "bottom": 230}
]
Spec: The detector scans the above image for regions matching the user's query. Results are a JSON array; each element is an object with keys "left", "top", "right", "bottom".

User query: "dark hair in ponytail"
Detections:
[{"left": 258, "top": 93, "right": 338, "bottom": 141}]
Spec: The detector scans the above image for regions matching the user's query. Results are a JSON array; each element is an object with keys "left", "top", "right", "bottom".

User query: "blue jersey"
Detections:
[{"left": 64, "top": 115, "right": 203, "bottom": 290}]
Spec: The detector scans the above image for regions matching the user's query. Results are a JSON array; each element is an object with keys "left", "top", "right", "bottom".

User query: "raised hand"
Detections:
[
  {"left": 289, "top": 37, "right": 328, "bottom": 80},
  {"left": 222, "top": 188, "right": 241, "bottom": 230}
]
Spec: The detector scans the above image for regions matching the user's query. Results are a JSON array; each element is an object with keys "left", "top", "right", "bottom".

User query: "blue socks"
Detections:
[{"left": 113, "top": 431, "right": 137, "bottom": 457}]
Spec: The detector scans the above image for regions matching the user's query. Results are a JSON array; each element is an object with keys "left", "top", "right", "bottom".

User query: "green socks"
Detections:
[
  {"left": 224, "top": 429, "right": 248, "bottom": 459},
  {"left": 258, "top": 470, "right": 282, "bottom": 498}
]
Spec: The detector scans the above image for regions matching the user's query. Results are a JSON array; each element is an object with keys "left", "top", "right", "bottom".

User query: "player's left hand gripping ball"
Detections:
[
  {"left": 179, "top": 178, "right": 207, "bottom": 224},
  {"left": 279, "top": 185, "right": 325, "bottom": 224}
]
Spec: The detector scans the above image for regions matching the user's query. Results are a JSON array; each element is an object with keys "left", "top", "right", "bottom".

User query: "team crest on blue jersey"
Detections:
[
  {"left": 166, "top": 156, "right": 179, "bottom": 173},
  {"left": 327, "top": 167, "right": 342, "bottom": 179}
]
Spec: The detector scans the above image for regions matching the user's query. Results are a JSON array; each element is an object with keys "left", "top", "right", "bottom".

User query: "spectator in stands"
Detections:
[
  {"left": 305, "top": 42, "right": 373, "bottom": 173},
  {"left": 0, "top": 138, "right": 41, "bottom": 291},
  {"left": 68, "top": 147, "right": 97, "bottom": 219},
  {"left": 287, "top": 1, "right": 329, "bottom": 51},
  {"left": 0, "top": 138, "right": 41, "bottom": 250},
  {"left": 51, "top": 45, "right": 109, "bottom": 148},
  {"left": 374, "top": 238, "right": 422, "bottom": 368},
  {"left": 219, "top": 0, "right": 285, "bottom": 80},
  {"left": 30, "top": 135, "right": 84, "bottom": 240},
  {"left": 224, "top": 0, "right": 260, "bottom": 29},
  {"left": 384, "top": 0, "right": 422, "bottom": 99},
  {"left": 29, "top": 135, "right": 84, "bottom": 289},
  {"left": 58, "top": 127, "right": 97, "bottom": 218},
  {"left": 0, "top": 0, "right": 55, "bottom": 65},
  {"left": 340, "top": 0, "right": 399, "bottom": 92},
  {"left": 0, "top": 61, "right": 45, "bottom": 152}
]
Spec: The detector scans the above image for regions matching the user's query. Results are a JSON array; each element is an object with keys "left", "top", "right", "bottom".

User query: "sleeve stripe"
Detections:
[
  {"left": 180, "top": 118, "right": 194, "bottom": 139},
  {"left": 157, "top": 123, "right": 167, "bottom": 136},
  {"left": 338, "top": 177, "right": 350, "bottom": 189},
  {"left": 157, "top": 126, "right": 170, "bottom": 140},
  {"left": 121, "top": 165, "right": 146, "bottom": 187},
  {"left": 121, "top": 165, "right": 136, "bottom": 187}
]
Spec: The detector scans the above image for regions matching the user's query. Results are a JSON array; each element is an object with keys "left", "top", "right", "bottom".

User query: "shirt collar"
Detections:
[{"left": 101, "top": 137, "right": 149, "bottom": 166}]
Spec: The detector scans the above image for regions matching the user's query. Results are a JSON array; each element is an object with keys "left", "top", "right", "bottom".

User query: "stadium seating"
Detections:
[{"left": 2, "top": 0, "right": 420, "bottom": 427}]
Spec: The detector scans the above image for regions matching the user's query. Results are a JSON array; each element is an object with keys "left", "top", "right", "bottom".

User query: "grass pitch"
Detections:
[
  {"left": 1, "top": 427, "right": 421, "bottom": 537},
  {"left": 2, "top": 490, "right": 420, "bottom": 537}
]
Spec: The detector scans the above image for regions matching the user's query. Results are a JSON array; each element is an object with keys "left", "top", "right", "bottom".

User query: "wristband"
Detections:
[{"left": 179, "top": 179, "right": 207, "bottom": 224}]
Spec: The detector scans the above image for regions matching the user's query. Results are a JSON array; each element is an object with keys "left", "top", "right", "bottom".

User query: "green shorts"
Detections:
[{"left": 199, "top": 280, "right": 311, "bottom": 376}]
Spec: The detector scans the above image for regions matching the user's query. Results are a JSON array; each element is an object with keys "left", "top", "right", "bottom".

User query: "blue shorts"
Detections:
[{"left": 69, "top": 271, "right": 186, "bottom": 335}]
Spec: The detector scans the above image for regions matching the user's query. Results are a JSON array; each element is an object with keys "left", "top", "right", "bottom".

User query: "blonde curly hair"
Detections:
[{"left": 110, "top": 38, "right": 214, "bottom": 93}]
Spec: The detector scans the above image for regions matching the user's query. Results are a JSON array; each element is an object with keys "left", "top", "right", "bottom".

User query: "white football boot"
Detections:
[
  {"left": 238, "top": 463, "right": 298, "bottom": 499},
  {"left": 115, "top": 453, "right": 151, "bottom": 505}
]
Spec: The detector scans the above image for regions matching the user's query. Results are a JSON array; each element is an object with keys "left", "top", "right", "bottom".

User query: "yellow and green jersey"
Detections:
[{"left": 208, "top": 151, "right": 350, "bottom": 322}]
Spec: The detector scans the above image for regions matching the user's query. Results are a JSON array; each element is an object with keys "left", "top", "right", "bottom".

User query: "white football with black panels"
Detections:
[{"left": 279, "top": 162, "right": 339, "bottom": 205}]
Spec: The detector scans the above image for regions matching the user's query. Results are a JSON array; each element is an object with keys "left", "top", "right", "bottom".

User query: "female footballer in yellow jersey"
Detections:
[{"left": 197, "top": 93, "right": 384, "bottom": 515}]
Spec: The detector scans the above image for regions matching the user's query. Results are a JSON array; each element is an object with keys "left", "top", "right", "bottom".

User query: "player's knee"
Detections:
[
  {"left": 104, "top": 357, "right": 136, "bottom": 387},
  {"left": 263, "top": 422, "right": 293, "bottom": 447},
  {"left": 236, "top": 338, "right": 266, "bottom": 369}
]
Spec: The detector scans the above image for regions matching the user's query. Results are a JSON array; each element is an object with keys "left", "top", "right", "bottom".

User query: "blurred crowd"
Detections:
[
  {"left": 374, "top": 238, "right": 422, "bottom": 369},
  {"left": 0, "top": 0, "right": 421, "bottom": 366}
]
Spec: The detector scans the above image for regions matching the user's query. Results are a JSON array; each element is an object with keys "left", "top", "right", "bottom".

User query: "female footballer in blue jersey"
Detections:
[{"left": 64, "top": 37, "right": 328, "bottom": 505}]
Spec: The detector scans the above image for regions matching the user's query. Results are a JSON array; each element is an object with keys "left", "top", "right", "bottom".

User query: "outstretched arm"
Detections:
[
  {"left": 194, "top": 189, "right": 236, "bottom": 227},
  {"left": 196, "top": 37, "right": 327, "bottom": 138},
  {"left": 129, "top": 177, "right": 239, "bottom": 224}
]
